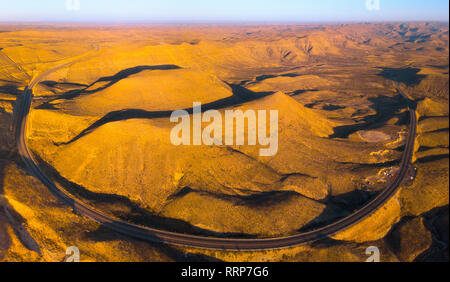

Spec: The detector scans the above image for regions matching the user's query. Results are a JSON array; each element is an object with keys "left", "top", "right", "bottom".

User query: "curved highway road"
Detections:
[{"left": 16, "top": 62, "right": 418, "bottom": 250}]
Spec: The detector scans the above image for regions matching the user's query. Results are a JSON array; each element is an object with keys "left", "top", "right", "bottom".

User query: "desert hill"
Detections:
[{"left": 0, "top": 22, "right": 448, "bottom": 261}]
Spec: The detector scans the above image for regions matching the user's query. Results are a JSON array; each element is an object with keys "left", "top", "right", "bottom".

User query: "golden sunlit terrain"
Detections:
[{"left": 0, "top": 23, "right": 448, "bottom": 262}]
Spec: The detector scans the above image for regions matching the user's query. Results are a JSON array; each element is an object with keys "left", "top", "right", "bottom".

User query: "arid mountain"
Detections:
[{"left": 0, "top": 23, "right": 448, "bottom": 262}]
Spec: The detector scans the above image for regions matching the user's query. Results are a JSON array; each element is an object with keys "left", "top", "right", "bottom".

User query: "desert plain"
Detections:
[{"left": 0, "top": 23, "right": 448, "bottom": 262}]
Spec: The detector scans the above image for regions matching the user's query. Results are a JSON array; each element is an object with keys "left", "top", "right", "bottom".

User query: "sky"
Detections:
[{"left": 0, "top": 0, "right": 448, "bottom": 23}]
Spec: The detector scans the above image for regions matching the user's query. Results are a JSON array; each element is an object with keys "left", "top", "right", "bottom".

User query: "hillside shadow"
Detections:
[
  {"left": 255, "top": 73, "right": 300, "bottom": 82},
  {"left": 297, "top": 189, "right": 378, "bottom": 233},
  {"left": 171, "top": 187, "right": 306, "bottom": 209},
  {"left": 36, "top": 64, "right": 182, "bottom": 105},
  {"left": 224, "top": 191, "right": 304, "bottom": 208},
  {"left": 56, "top": 83, "right": 274, "bottom": 145},
  {"left": 40, "top": 81, "right": 88, "bottom": 88},
  {"left": 329, "top": 94, "right": 407, "bottom": 138},
  {"left": 416, "top": 154, "right": 449, "bottom": 164},
  {"left": 97, "top": 65, "right": 181, "bottom": 83},
  {"left": 0, "top": 84, "right": 21, "bottom": 95},
  {"left": 419, "top": 115, "right": 449, "bottom": 122},
  {"left": 289, "top": 89, "right": 319, "bottom": 97},
  {"left": 377, "top": 67, "right": 427, "bottom": 86}
]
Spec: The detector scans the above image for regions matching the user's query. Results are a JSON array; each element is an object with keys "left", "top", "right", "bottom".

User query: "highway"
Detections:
[{"left": 15, "top": 61, "right": 418, "bottom": 250}]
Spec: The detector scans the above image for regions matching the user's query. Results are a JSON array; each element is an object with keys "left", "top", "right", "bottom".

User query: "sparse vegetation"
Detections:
[{"left": 0, "top": 22, "right": 448, "bottom": 262}]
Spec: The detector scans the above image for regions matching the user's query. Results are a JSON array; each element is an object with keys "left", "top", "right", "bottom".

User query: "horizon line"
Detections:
[{"left": 1, "top": 20, "right": 449, "bottom": 26}]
